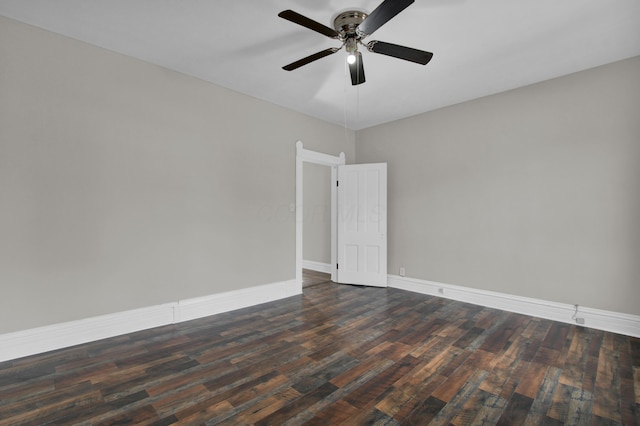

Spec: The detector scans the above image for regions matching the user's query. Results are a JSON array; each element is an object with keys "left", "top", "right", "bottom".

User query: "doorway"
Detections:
[
  {"left": 295, "top": 141, "right": 388, "bottom": 289},
  {"left": 302, "top": 161, "right": 332, "bottom": 286},
  {"left": 295, "top": 141, "right": 344, "bottom": 288}
]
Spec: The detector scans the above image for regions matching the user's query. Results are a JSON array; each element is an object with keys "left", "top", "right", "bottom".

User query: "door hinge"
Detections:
[
  {"left": 336, "top": 263, "right": 339, "bottom": 270},
  {"left": 336, "top": 180, "right": 339, "bottom": 187}
]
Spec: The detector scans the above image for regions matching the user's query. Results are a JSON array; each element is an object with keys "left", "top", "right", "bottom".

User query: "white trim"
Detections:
[
  {"left": 177, "top": 279, "right": 299, "bottom": 322},
  {"left": 388, "top": 275, "right": 640, "bottom": 338},
  {"left": 4, "top": 275, "right": 636, "bottom": 363},
  {"left": 295, "top": 141, "right": 345, "bottom": 286},
  {"left": 297, "top": 142, "right": 345, "bottom": 166},
  {"left": 0, "top": 279, "right": 300, "bottom": 363},
  {"left": 296, "top": 142, "right": 303, "bottom": 287},
  {"left": 0, "top": 303, "right": 176, "bottom": 363},
  {"left": 302, "top": 260, "right": 332, "bottom": 274},
  {"left": 330, "top": 165, "right": 338, "bottom": 282}
]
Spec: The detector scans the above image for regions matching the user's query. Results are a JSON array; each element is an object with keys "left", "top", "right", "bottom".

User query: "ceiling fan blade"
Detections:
[
  {"left": 349, "top": 52, "right": 366, "bottom": 85},
  {"left": 368, "top": 41, "right": 433, "bottom": 65},
  {"left": 283, "top": 47, "right": 341, "bottom": 71},
  {"left": 278, "top": 10, "right": 340, "bottom": 39},
  {"left": 358, "top": 0, "right": 414, "bottom": 36}
]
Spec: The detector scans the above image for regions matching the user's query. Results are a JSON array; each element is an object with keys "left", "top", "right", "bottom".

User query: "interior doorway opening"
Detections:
[
  {"left": 295, "top": 141, "right": 345, "bottom": 289},
  {"left": 302, "top": 161, "right": 332, "bottom": 283}
]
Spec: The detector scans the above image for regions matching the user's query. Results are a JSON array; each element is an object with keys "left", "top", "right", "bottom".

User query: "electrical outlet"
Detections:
[
  {"left": 576, "top": 318, "right": 585, "bottom": 325},
  {"left": 438, "top": 288, "right": 444, "bottom": 294},
  {"left": 399, "top": 267, "right": 405, "bottom": 277}
]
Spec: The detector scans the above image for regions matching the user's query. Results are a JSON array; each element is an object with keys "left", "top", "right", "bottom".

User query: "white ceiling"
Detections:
[{"left": 1, "top": 0, "right": 639, "bottom": 130}]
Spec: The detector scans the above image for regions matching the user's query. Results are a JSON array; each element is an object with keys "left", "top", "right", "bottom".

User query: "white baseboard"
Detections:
[
  {"left": 0, "top": 303, "right": 177, "bottom": 363},
  {"left": 302, "top": 260, "right": 332, "bottom": 274},
  {"left": 176, "top": 279, "right": 300, "bottom": 322},
  {"left": 4, "top": 275, "right": 636, "bottom": 363},
  {"left": 0, "top": 279, "right": 300, "bottom": 363},
  {"left": 388, "top": 275, "right": 640, "bottom": 338}
]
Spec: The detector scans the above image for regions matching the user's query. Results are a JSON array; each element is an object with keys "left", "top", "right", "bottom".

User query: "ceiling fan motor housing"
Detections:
[{"left": 333, "top": 10, "right": 368, "bottom": 40}]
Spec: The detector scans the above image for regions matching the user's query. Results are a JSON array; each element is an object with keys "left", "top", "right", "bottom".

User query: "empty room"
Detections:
[{"left": 1, "top": 0, "right": 639, "bottom": 424}]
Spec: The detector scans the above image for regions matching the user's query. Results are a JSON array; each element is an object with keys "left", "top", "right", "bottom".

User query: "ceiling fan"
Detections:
[{"left": 278, "top": 0, "right": 433, "bottom": 85}]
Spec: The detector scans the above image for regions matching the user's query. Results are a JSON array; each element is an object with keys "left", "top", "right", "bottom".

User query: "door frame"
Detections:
[{"left": 295, "top": 141, "right": 345, "bottom": 287}]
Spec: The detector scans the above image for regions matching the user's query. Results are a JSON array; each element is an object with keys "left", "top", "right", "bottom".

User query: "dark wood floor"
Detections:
[
  {"left": 302, "top": 269, "right": 332, "bottom": 288},
  {"left": 1, "top": 276, "right": 638, "bottom": 425}
]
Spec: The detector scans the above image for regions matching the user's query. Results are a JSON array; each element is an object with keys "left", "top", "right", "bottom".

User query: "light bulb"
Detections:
[{"left": 347, "top": 54, "right": 356, "bottom": 65}]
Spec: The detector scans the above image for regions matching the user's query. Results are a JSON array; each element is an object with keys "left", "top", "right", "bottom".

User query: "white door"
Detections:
[{"left": 337, "top": 163, "right": 387, "bottom": 287}]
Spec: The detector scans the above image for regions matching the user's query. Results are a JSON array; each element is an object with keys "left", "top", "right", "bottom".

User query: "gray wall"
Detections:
[
  {"left": 0, "top": 16, "right": 354, "bottom": 334},
  {"left": 303, "top": 162, "right": 331, "bottom": 265},
  {"left": 357, "top": 56, "right": 640, "bottom": 316},
  {"left": 2, "top": 14, "right": 637, "bottom": 336}
]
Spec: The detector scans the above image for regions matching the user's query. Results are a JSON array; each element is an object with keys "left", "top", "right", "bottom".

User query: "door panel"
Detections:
[{"left": 337, "top": 163, "right": 387, "bottom": 287}]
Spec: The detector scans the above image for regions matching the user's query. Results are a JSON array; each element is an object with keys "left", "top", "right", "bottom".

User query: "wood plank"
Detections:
[
  {"left": 515, "top": 362, "right": 548, "bottom": 399},
  {"left": 431, "top": 364, "right": 477, "bottom": 403},
  {"left": 559, "top": 327, "right": 591, "bottom": 389},
  {"left": 542, "top": 323, "right": 571, "bottom": 351},
  {"left": 175, "top": 400, "right": 235, "bottom": 424},
  {"left": 479, "top": 332, "right": 530, "bottom": 397},
  {"left": 387, "top": 374, "right": 447, "bottom": 422},
  {"left": 401, "top": 395, "right": 446, "bottom": 425},
  {"left": 479, "top": 313, "right": 527, "bottom": 354},
  {"left": 330, "top": 356, "right": 394, "bottom": 389},
  {"left": 496, "top": 392, "right": 533, "bottom": 425},
  {"left": 592, "top": 335, "right": 622, "bottom": 423},
  {"left": 254, "top": 381, "right": 339, "bottom": 425},
  {"left": 453, "top": 326, "right": 486, "bottom": 349},
  {"left": 523, "top": 366, "right": 562, "bottom": 425},
  {"left": 374, "top": 347, "right": 451, "bottom": 416},
  {"left": 616, "top": 333, "right": 638, "bottom": 425},
  {"left": 547, "top": 383, "right": 574, "bottom": 422},
  {"left": 565, "top": 387, "right": 593, "bottom": 425},
  {"left": 0, "top": 382, "right": 104, "bottom": 425},
  {"left": 301, "top": 399, "right": 360, "bottom": 425},
  {"left": 428, "top": 369, "right": 489, "bottom": 425},
  {"left": 497, "top": 358, "right": 532, "bottom": 400},
  {"left": 635, "top": 366, "right": 640, "bottom": 405},
  {"left": 342, "top": 355, "right": 420, "bottom": 409},
  {"left": 151, "top": 383, "right": 214, "bottom": 418},
  {"left": 92, "top": 404, "right": 162, "bottom": 426},
  {"left": 467, "top": 390, "right": 508, "bottom": 425}
]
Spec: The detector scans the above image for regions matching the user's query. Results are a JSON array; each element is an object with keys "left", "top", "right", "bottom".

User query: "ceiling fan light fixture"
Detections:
[
  {"left": 345, "top": 37, "right": 358, "bottom": 64},
  {"left": 278, "top": 0, "right": 433, "bottom": 85}
]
